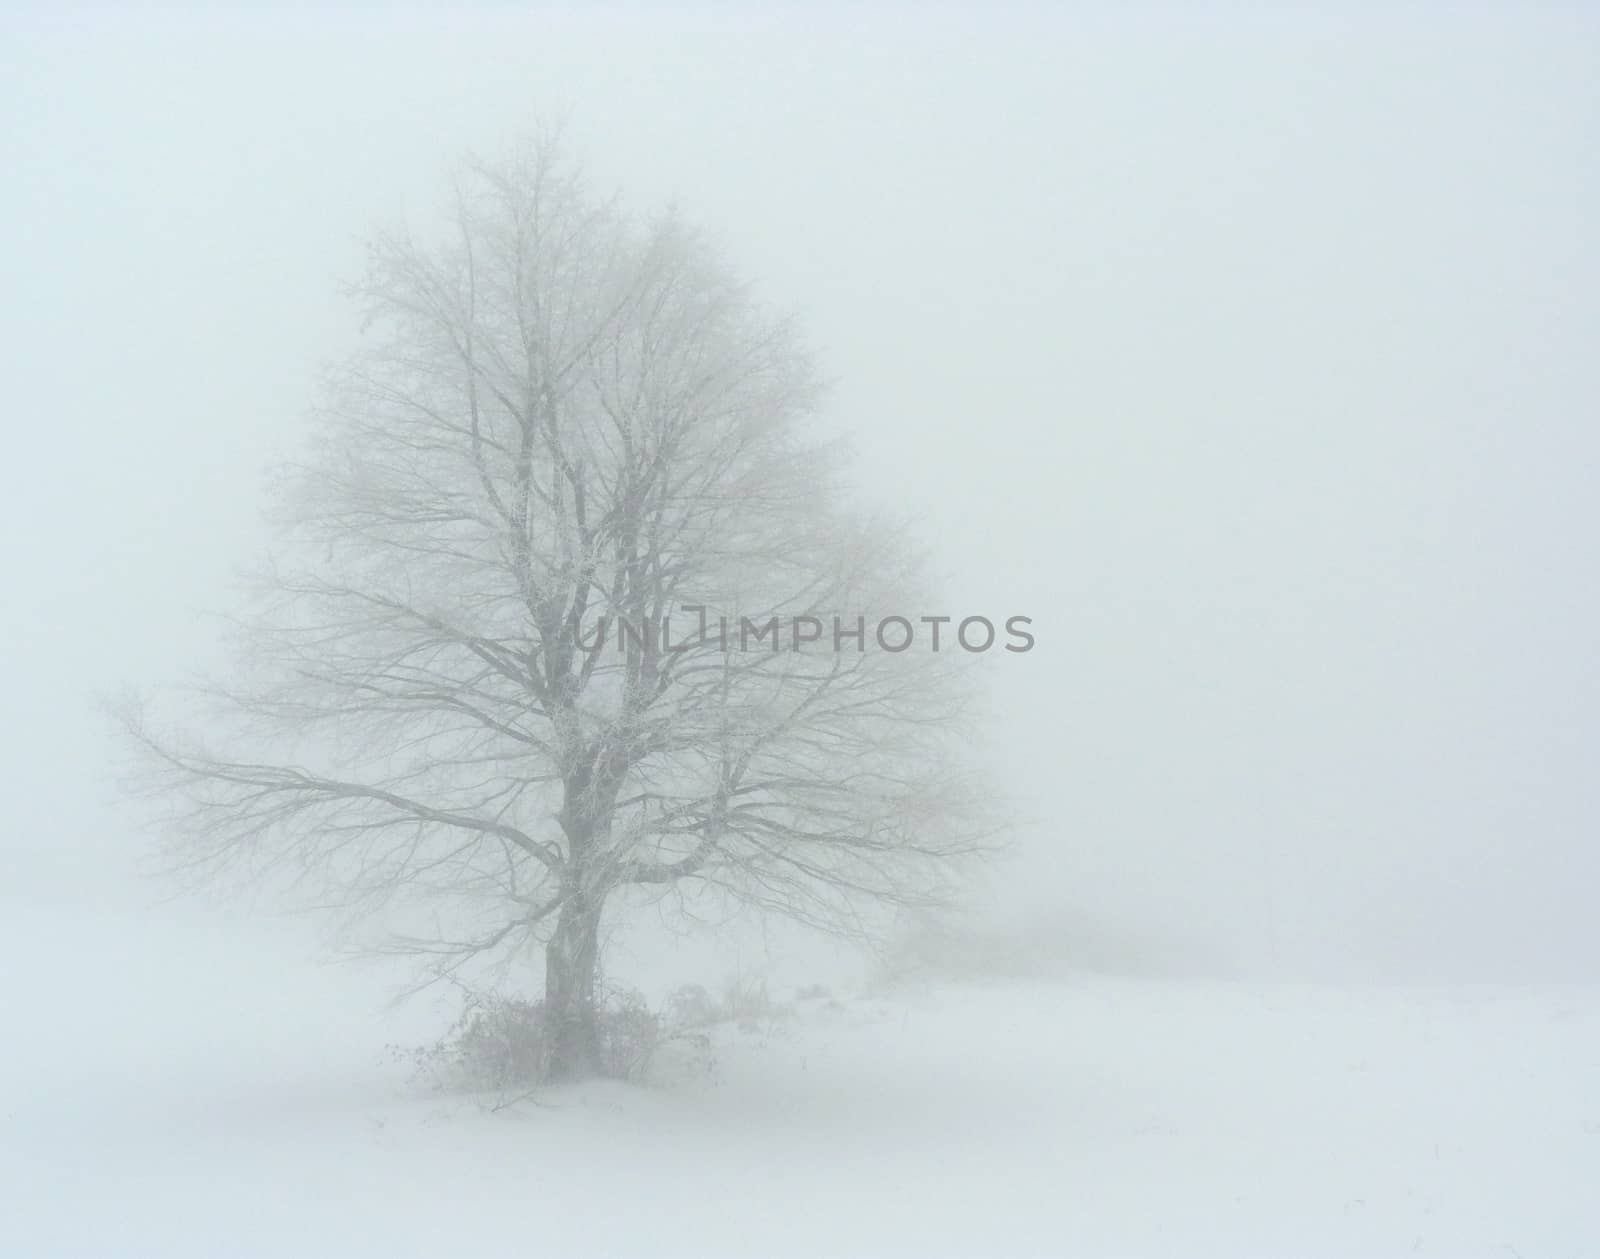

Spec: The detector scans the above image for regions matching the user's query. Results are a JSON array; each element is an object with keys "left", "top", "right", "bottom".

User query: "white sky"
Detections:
[{"left": 3, "top": 4, "right": 1597, "bottom": 981}]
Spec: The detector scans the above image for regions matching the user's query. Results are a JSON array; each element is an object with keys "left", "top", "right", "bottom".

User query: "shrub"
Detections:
[
  {"left": 403, "top": 993, "right": 551, "bottom": 1093},
  {"left": 595, "top": 987, "right": 661, "bottom": 1081},
  {"left": 402, "top": 987, "right": 661, "bottom": 1093},
  {"left": 719, "top": 974, "right": 774, "bottom": 1025},
  {"left": 661, "top": 974, "right": 794, "bottom": 1032},
  {"left": 666, "top": 982, "right": 720, "bottom": 1029}
]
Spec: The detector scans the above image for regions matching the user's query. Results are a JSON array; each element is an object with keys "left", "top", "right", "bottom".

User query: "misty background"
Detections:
[{"left": 3, "top": 5, "right": 1597, "bottom": 990}]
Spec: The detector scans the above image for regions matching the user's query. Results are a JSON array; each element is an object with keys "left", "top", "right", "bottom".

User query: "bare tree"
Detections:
[{"left": 122, "top": 136, "right": 996, "bottom": 1079}]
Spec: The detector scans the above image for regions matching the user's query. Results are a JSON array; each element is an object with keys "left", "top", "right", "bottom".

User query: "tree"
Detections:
[{"left": 122, "top": 136, "right": 995, "bottom": 1080}]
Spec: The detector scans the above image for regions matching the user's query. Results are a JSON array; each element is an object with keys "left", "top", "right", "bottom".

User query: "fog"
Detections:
[
  {"left": 7, "top": 5, "right": 1595, "bottom": 982},
  {"left": 5, "top": 7, "right": 1600, "bottom": 1255}
]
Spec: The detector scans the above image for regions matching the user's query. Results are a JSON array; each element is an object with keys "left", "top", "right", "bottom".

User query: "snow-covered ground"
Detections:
[{"left": 2, "top": 882, "right": 1597, "bottom": 1258}]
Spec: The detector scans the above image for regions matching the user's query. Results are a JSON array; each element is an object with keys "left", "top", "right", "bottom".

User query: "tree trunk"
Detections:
[{"left": 544, "top": 891, "right": 604, "bottom": 1081}]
